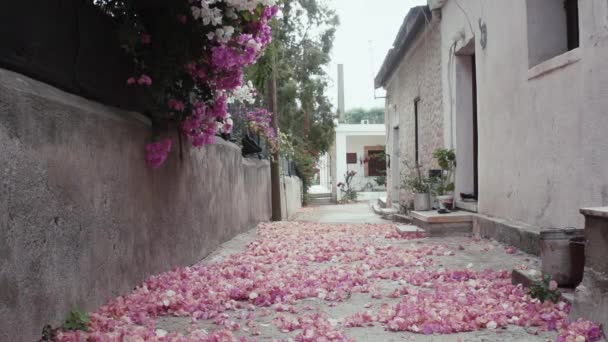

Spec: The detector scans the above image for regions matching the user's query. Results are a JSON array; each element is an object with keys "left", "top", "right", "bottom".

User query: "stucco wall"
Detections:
[
  {"left": 345, "top": 135, "right": 385, "bottom": 191},
  {"left": 281, "top": 176, "right": 303, "bottom": 219},
  {"left": 0, "top": 69, "right": 272, "bottom": 341},
  {"left": 384, "top": 15, "right": 444, "bottom": 207},
  {"left": 439, "top": 0, "right": 608, "bottom": 228},
  {"left": 335, "top": 125, "right": 386, "bottom": 201}
]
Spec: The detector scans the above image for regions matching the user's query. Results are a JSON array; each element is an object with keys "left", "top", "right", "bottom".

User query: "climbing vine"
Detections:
[{"left": 93, "top": 0, "right": 280, "bottom": 168}]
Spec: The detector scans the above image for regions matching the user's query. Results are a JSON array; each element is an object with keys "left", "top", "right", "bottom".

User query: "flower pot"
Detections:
[
  {"left": 413, "top": 193, "right": 431, "bottom": 211},
  {"left": 436, "top": 195, "right": 454, "bottom": 210},
  {"left": 540, "top": 228, "right": 585, "bottom": 287}
]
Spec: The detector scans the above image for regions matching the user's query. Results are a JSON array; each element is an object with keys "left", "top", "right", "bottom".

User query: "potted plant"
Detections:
[
  {"left": 402, "top": 162, "right": 431, "bottom": 211},
  {"left": 431, "top": 148, "right": 456, "bottom": 211},
  {"left": 338, "top": 171, "right": 358, "bottom": 203}
]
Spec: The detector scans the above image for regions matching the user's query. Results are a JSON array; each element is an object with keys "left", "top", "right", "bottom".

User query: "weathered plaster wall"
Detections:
[
  {"left": 439, "top": 0, "right": 608, "bottom": 228},
  {"left": 0, "top": 69, "right": 272, "bottom": 341},
  {"left": 385, "top": 15, "right": 444, "bottom": 207},
  {"left": 280, "top": 176, "right": 302, "bottom": 220}
]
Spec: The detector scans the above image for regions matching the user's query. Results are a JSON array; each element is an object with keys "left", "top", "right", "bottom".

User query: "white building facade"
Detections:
[
  {"left": 378, "top": 0, "right": 608, "bottom": 229},
  {"left": 333, "top": 124, "right": 386, "bottom": 201},
  {"left": 436, "top": 0, "right": 608, "bottom": 229}
]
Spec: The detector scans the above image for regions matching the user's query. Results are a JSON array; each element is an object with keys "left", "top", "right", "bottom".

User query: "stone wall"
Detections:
[
  {"left": 385, "top": 15, "right": 444, "bottom": 207},
  {"left": 0, "top": 68, "right": 272, "bottom": 342},
  {"left": 280, "top": 176, "right": 303, "bottom": 220}
]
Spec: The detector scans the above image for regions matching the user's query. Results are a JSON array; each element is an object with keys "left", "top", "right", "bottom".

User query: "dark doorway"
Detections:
[
  {"left": 471, "top": 55, "right": 479, "bottom": 199},
  {"left": 414, "top": 98, "right": 420, "bottom": 165}
]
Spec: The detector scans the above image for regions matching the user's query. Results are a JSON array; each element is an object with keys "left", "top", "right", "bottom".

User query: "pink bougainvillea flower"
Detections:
[
  {"left": 549, "top": 280, "right": 559, "bottom": 291},
  {"left": 140, "top": 33, "right": 151, "bottom": 45},
  {"left": 137, "top": 74, "right": 153, "bottom": 86},
  {"left": 126, "top": 77, "right": 136, "bottom": 85},
  {"left": 177, "top": 14, "right": 188, "bottom": 24},
  {"left": 52, "top": 221, "right": 603, "bottom": 341},
  {"left": 145, "top": 138, "right": 172, "bottom": 168},
  {"left": 168, "top": 99, "right": 185, "bottom": 112}
]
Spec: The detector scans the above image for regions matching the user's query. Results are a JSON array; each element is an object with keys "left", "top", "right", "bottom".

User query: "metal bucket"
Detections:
[
  {"left": 413, "top": 193, "right": 430, "bottom": 211},
  {"left": 540, "top": 228, "right": 585, "bottom": 287}
]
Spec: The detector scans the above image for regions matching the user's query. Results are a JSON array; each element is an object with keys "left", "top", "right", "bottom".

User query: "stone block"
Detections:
[{"left": 477, "top": 215, "right": 541, "bottom": 256}]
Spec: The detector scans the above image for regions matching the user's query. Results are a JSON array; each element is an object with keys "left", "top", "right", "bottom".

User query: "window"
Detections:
[
  {"left": 414, "top": 98, "right": 420, "bottom": 165},
  {"left": 526, "top": 0, "right": 579, "bottom": 67},
  {"left": 346, "top": 153, "right": 357, "bottom": 164},
  {"left": 367, "top": 150, "right": 387, "bottom": 177}
]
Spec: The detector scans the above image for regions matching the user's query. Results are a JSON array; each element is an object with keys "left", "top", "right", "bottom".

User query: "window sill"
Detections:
[{"left": 528, "top": 48, "right": 581, "bottom": 81}]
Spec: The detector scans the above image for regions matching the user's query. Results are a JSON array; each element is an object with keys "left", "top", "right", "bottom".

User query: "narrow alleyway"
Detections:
[{"left": 57, "top": 204, "right": 601, "bottom": 341}]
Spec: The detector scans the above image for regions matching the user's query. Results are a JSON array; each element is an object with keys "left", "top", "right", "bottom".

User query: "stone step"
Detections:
[
  {"left": 377, "top": 196, "right": 388, "bottom": 208},
  {"left": 372, "top": 203, "right": 398, "bottom": 219},
  {"left": 395, "top": 225, "right": 423, "bottom": 234},
  {"left": 309, "top": 197, "right": 333, "bottom": 206},
  {"left": 393, "top": 213, "right": 413, "bottom": 224},
  {"left": 309, "top": 193, "right": 332, "bottom": 199},
  {"left": 410, "top": 210, "right": 474, "bottom": 237}
]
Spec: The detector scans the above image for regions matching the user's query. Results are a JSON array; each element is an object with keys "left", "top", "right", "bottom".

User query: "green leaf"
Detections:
[{"left": 63, "top": 310, "right": 90, "bottom": 332}]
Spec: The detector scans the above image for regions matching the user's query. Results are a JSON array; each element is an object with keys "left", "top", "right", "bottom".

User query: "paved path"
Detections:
[{"left": 56, "top": 203, "right": 601, "bottom": 341}]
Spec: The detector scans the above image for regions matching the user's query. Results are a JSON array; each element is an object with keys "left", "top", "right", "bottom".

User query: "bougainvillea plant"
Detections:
[
  {"left": 245, "top": 108, "right": 278, "bottom": 153},
  {"left": 94, "top": 0, "right": 280, "bottom": 168}
]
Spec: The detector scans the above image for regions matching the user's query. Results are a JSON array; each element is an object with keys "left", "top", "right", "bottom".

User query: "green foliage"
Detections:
[
  {"left": 40, "top": 325, "right": 56, "bottom": 341},
  {"left": 402, "top": 161, "right": 429, "bottom": 194},
  {"left": 292, "top": 145, "right": 318, "bottom": 193},
  {"left": 529, "top": 275, "right": 561, "bottom": 303},
  {"left": 62, "top": 310, "right": 90, "bottom": 332},
  {"left": 248, "top": 0, "right": 339, "bottom": 195},
  {"left": 431, "top": 148, "right": 456, "bottom": 196},
  {"left": 374, "top": 176, "right": 386, "bottom": 187},
  {"left": 338, "top": 171, "right": 358, "bottom": 203},
  {"left": 344, "top": 108, "right": 385, "bottom": 124},
  {"left": 433, "top": 148, "right": 456, "bottom": 171}
]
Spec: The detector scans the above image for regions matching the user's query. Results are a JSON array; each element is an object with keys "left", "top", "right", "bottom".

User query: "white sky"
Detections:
[{"left": 326, "top": 0, "right": 426, "bottom": 111}]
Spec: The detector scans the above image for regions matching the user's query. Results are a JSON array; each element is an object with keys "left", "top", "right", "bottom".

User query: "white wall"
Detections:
[
  {"left": 345, "top": 135, "right": 386, "bottom": 190},
  {"left": 438, "top": 0, "right": 608, "bottom": 228},
  {"left": 335, "top": 124, "right": 386, "bottom": 200},
  {"left": 280, "top": 176, "right": 303, "bottom": 219}
]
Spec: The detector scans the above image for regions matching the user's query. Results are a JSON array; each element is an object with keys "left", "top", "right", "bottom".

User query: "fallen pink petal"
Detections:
[{"left": 51, "top": 215, "right": 604, "bottom": 341}]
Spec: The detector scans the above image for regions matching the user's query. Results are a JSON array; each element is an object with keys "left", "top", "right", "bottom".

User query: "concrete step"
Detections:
[
  {"left": 309, "top": 197, "right": 333, "bottom": 206},
  {"left": 377, "top": 196, "right": 388, "bottom": 208},
  {"left": 395, "top": 225, "right": 424, "bottom": 234},
  {"left": 393, "top": 213, "right": 413, "bottom": 224},
  {"left": 309, "top": 193, "right": 332, "bottom": 199},
  {"left": 410, "top": 210, "right": 474, "bottom": 237},
  {"left": 372, "top": 203, "right": 398, "bottom": 219}
]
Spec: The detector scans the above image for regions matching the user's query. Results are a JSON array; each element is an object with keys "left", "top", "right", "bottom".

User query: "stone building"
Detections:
[
  {"left": 375, "top": 6, "right": 444, "bottom": 208},
  {"left": 376, "top": 0, "right": 608, "bottom": 331},
  {"left": 377, "top": 0, "right": 608, "bottom": 229}
]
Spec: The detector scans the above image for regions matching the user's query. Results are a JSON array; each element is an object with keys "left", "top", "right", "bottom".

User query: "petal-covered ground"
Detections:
[{"left": 56, "top": 205, "right": 603, "bottom": 342}]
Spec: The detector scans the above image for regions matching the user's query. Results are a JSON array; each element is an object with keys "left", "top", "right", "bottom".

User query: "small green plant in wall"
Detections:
[
  {"left": 40, "top": 310, "right": 90, "bottom": 341},
  {"left": 529, "top": 275, "right": 561, "bottom": 303},
  {"left": 63, "top": 309, "right": 90, "bottom": 332}
]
